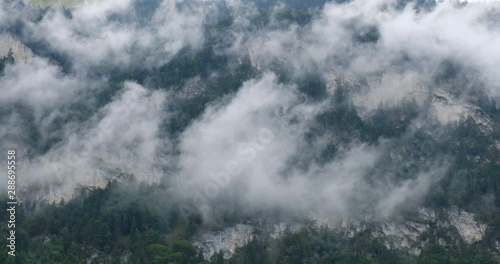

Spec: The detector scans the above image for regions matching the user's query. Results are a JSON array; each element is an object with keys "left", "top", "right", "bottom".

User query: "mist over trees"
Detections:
[{"left": 1, "top": 0, "right": 500, "bottom": 263}]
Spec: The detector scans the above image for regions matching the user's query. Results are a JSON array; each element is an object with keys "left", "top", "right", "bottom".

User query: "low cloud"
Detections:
[
  {"left": 20, "top": 82, "right": 169, "bottom": 200},
  {"left": 174, "top": 73, "right": 446, "bottom": 220},
  {"left": 1, "top": 0, "right": 498, "bottom": 221}
]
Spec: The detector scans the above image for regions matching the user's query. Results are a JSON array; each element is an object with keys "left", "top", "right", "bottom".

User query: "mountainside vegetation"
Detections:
[{"left": 1, "top": 0, "right": 500, "bottom": 263}]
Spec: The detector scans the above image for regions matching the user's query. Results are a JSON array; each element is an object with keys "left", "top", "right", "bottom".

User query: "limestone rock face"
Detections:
[
  {"left": 0, "top": 34, "right": 33, "bottom": 62},
  {"left": 193, "top": 224, "right": 255, "bottom": 259},
  {"left": 195, "top": 208, "right": 488, "bottom": 260},
  {"left": 24, "top": 0, "right": 98, "bottom": 8},
  {"left": 448, "top": 208, "right": 487, "bottom": 244}
]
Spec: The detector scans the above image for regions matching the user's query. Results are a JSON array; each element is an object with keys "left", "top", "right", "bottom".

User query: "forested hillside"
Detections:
[{"left": 1, "top": 0, "right": 500, "bottom": 263}]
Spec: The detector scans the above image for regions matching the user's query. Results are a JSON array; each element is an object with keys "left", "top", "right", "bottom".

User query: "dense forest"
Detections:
[
  {"left": 0, "top": 180, "right": 498, "bottom": 263},
  {"left": 2, "top": 0, "right": 500, "bottom": 263}
]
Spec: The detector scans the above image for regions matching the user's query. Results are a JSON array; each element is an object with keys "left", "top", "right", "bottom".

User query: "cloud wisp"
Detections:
[{"left": 1, "top": 0, "right": 499, "bottom": 220}]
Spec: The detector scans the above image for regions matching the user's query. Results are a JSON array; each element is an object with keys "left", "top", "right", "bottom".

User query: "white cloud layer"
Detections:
[{"left": 1, "top": 0, "right": 498, "bottom": 219}]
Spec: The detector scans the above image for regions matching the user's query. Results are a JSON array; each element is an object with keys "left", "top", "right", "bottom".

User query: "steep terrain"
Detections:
[{"left": 1, "top": 0, "right": 500, "bottom": 263}]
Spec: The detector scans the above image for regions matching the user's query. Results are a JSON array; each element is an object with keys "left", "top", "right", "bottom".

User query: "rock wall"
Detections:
[
  {"left": 194, "top": 208, "right": 488, "bottom": 259},
  {"left": 0, "top": 34, "right": 33, "bottom": 62}
]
